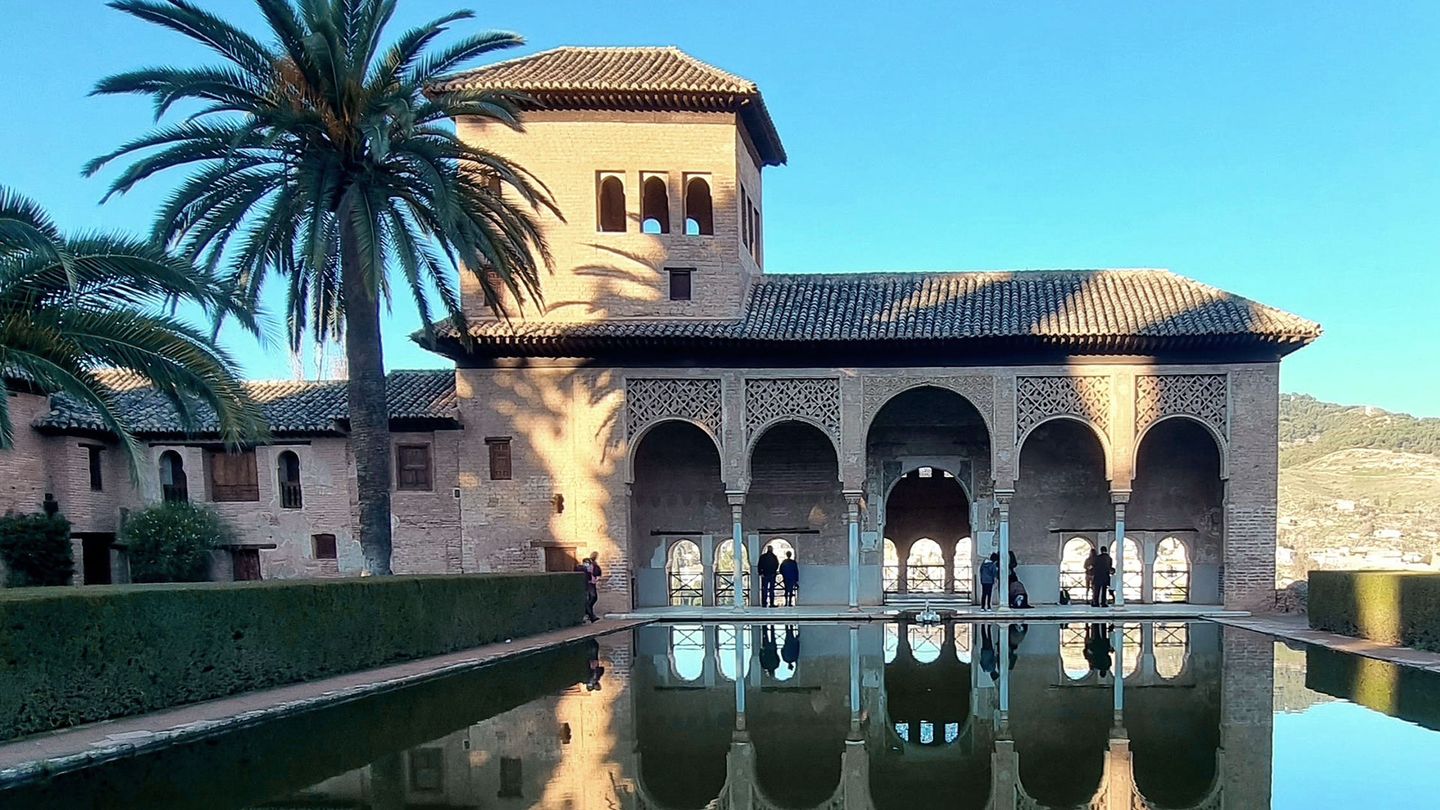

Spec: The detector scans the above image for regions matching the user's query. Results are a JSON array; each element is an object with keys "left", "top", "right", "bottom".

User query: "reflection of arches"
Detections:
[
  {"left": 908, "top": 624, "right": 944, "bottom": 663},
  {"left": 1155, "top": 622, "right": 1189, "bottom": 679},
  {"left": 1060, "top": 537, "right": 1093, "bottom": 597},
  {"left": 716, "top": 624, "right": 751, "bottom": 680},
  {"left": 906, "top": 538, "right": 945, "bottom": 593},
  {"left": 667, "top": 540, "right": 703, "bottom": 606},
  {"left": 598, "top": 173, "right": 626, "bottom": 232},
  {"left": 642, "top": 175, "right": 670, "bottom": 233},
  {"left": 1061, "top": 623, "right": 1091, "bottom": 679},
  {"left": 684, "top": 176, "right": 713, "bottom": 235},
  {"left": 669, "top": 624, "right": 705, "bottom": 681},
  {"left": 1120, "top": 623, "right": 1141, "bottom": 677},
  {"left": 1154, "top": 536, "right": 1191, "bottom": 603},
  {"left": 715, "top": 539, "right": 750, "bottom": 604}
]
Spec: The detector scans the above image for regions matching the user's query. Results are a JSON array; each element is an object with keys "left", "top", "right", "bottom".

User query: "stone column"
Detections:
[
  {"left": 1141, "top": 538, "right": 1158, "bottom": 604},
  {"left": 845, "top": 490, "right": 863, "bottom": 609},
  {"left": 1112, "top": 493, "right": 1129, "bottom": 606},
  {"left": 701, "top": 534, "right": 716, "bottom": 606},
  {"left": 727, "top": 492, "right": 746, "bottom": 610},
  {"left": 996, "top": 492, "right": 1013, "bottom": 609}
]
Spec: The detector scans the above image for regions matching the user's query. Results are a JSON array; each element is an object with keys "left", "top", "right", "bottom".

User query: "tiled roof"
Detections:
[
  {"left": 37, "top": 370, "right": 457, "bottom": 437},
  {"left": 425, "top": 269, "right": 1321, "bottom": 356},
  {"left": 432, "top": 46, "right": 786, "bottom": 166}
]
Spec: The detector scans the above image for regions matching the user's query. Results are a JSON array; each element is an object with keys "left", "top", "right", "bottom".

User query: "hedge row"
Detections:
[
  {"left": 0, "top": 573, "right": 585, "bottom": 741},
  {"left": 1308, "top": 570, "right": 1440, "bottom": 652}
]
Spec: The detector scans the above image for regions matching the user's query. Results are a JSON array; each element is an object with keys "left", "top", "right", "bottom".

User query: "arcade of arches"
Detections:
[{"left": 628, "top": 372, "right": 1243, "bottom": 609}]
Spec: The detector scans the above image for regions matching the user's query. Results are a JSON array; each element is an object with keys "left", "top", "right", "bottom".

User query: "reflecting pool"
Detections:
[{"left": 4, "top": 621, "right": 1440, "bottom": 809}]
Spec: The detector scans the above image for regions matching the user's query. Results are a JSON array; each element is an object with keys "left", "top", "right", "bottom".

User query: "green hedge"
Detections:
[
  {"left": 1309, "top": 570, "right": 1440, "bottom": 652},
  {"left": 0, "top": 573, "right": 585, "bottom": 741}
]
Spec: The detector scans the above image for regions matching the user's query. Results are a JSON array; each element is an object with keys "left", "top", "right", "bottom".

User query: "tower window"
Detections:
[
  {"left": 641, "top": 175, "right": 670, "bottom": 234},
  {"left": 597, "top": 173, "right": 626, "bottom": 232},
  {"left": 741, "top": 187, "right": 751, "bottom": 247},
  {"left": 669, "top": 269, "right": 693, "bottom": 301},
  {"left": 86, "top": 445, "right": 104, "bottom": 491},
  {"left": 684, "top": 176, "right": 713, "bottom": 235},
  {"left": 487, "top": 437, "right": 513, "bottom": 481}
]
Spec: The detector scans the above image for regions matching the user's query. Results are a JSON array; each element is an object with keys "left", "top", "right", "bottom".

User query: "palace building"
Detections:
[{"left": 0, "top": 47, "right": 1319, "bottom": 611}]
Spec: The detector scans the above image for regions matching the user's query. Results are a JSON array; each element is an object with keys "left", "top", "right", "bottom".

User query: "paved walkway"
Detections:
[
  {"left": 0, "top": 619, "right": 647, "bottom": 786},
  {"left": 612, "top": 603, "right": 1246, "bottom": 622},
  {"left": 1211, "top": 613, "right": 1440, "bottom": 673}
]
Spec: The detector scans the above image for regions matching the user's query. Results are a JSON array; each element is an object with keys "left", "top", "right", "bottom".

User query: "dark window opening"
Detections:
[
  {"left": 82, "top": 535, "right": 113, "bottom": 585},
  {"left": 86, "top": 445, "right": 104, "bottom": 491},
  {"left": 684, "top": 176, "right": 714, "bottom": 235},
  {"left": 207, "top": 449, "right": 259, "bottom": 502},
  {"left": 741, "top": 187, "right": 751, "bottom": 247},
  {"left": 487, "top": 437, "right": 513, "bottom": 481},
  {"left": 277, "top": 450, "right": 302, "bottom": 509},
  {"left": 499, "top": 757, "right": 523, "bottom": 798},
  {"left": 233, "top": 548, "right": 261, "bottom": 581},
  {"left": 641, "top": 175, "right": 670, "bottom": 234},
  {"left": 396, "top": 444, "right": 434, "bottom": 491},
  {"left": 313, "top": 533, "right": 337, "bottom": 560},
  {"left": 544, "top": 545, "right": 578, "bottom": 573},
  {"left": 598, "top": 174, "right": 626, "bottom": 232},
  {"left": 409, "top": 748, "right": 445, "bottom": 792},
  {"left": 668, "top": 268, "right": 692, "bottom": 301},
  {"left": 159, "top": 451, "right": 188, "bottom": 503}
]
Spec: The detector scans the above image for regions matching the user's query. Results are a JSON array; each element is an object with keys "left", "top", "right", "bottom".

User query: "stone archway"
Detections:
[
  {"left": 1012, "top": 419, "right": 1112, "bottom": 604},
  {"left": 631, "top": 420, "right": 729, "bottom": 608},
  {"left": 745, "top": 421, "right": 845, "bottom": 605},
  {"left": 1129, "top": 418, "right": 1224, "bottom": 604}
]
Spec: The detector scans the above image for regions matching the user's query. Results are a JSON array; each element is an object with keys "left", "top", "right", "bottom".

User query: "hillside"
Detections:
[{"left": 1277, "top": 395, "right": 1440, "bottom": 584}]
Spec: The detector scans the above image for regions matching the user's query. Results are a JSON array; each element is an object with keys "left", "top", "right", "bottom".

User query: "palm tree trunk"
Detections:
[{"left": 341, "top": 217, "right": 393, "bottom": 576}]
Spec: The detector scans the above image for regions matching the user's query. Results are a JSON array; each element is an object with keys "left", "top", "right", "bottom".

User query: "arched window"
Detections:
[
  {"left": 670, "top": 624, "right": 705, "bottom": 681},
  {"left": 906, "top": 538, "right": 945, "bottom": 593},
  {"left": 953, "top": 536, "right": 974, "bottom": 596},
  {"left": 1154, "top": 623, "right": 1189, "bottom": 679},
  {"left": 667, "top": 540, "right": 703, "bottom": 606},
  {"left": 159, "top": 451, "right": 188, "bottom": 503},
  {"left": 1153, "top": 537, "right": 1191, "bottom": 603},
  {"left": 884, "top": 622, "right": 900, "bottom": 664},
  {"left": 684, "top": 176, "right": 713, "bottom": 235},
  {"left": 715, "top": 539, "right": 750, "bottom": 604},
  {"left": 277, "top": 450, "right": 302, "bottom": 509},
  {"left": 641, "top": 175, "right": 669, "bottom": 234},
  {"left": 597, "top": 174, "right": 625, "bottom": 232},
  {"left": 717, "top": 624, "right": 751, "bottom": 680},
  {"left": 1059, "top": 537, "right": 1093, "bottom": 598},
  {"left": 1061, "top": 623, "right": 1091, "bottom": 680},
  {"left": 883, "top": 538, "right": 900, "bottom": 592},
  {"left": 1121, "top": 538, "right": 1143, "bottom": 603},
  {"left": 908, "top": 624, "right": 943, "bottom": 664}
]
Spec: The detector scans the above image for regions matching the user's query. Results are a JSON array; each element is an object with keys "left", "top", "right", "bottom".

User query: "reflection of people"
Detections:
[
  {"left": 1084, "top": 623, "right": 1113, "bottom": 676},
  {"left": 979, "top": 553, "right": 999, "bottom": 610},
  {"left": 759, "top": 626, "right": 781, "bottom": 675},
  {"left": 585, "top": 639, "right": 606, "bottom": 691},
  {"left": 979, "top": 624, "right": 999, "bottom": 681},
  {"left": 759, "top": 545, "right": 780, "bottom": 607},
  {"left": 576, "top": 552, "right": 603, "bottom": 622},
  {"left": 1091, "top": 547, "right": 1114, "bottom": 607},
  {"left": 1007, "top": 623, "right": 1028, "bottom": 669},
  {"left": 781, "top": 625, "right": 800, "bottom": 671},
  {"left": 779, "top": 552, "right": 799, "bottom": 606}
]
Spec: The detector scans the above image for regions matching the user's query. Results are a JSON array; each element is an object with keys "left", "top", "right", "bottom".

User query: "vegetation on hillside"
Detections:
[{"left": 1280, "top": 394, "right": 1440, "bottom": 467}]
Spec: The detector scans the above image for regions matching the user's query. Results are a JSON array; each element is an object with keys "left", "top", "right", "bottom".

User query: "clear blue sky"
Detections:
[{"left": 3, "top": 1, "right": 1437, "bottom": 415}]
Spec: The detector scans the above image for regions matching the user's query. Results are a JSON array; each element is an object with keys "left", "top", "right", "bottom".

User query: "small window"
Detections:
[
  {"left": 741, "top": 187, "right": 751, "bottom": 247},
  {"left": 312, "top": 533, "right": 337, "bottom": 560},
  {"left": 641, "top": 174, "right": 670, "bottom": 234},
  {"left": 487, "top": 437, "right": 513, "bottom": 481},
  {"left": 396, "top": 444, "right": 433, "bottom": 491},
  {"left": 684, "top": 176, "right": 714, "bottom": 235},
  {"left": 498, "top": 757, "right": 523, "bottom": 798},
  {"left": 86, "top": 445, "right": 104, "bottom": 491},
  {"left": 409, "top": 748, "right": 445, "bottom": 792},
  {"left": 277, "top": 450, "right": 302, "bottom": 509},
  {"left": 597, "top": 173, "right": 626, "bottom": 233},
  {"left": 207, "top": 449, "right": 259, "bottom": 502},
  {"left": 159, "top": 450, "right": 188, "bottom": 503},
  {"left": 668, "top": 268, "right": 693, "bottom": 301}
]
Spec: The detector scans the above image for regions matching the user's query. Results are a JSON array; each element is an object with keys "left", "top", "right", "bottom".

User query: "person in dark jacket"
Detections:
[
  {"left": 1091, "top": 546, "right": 1114, "bottom": 607},
  {"left": 758, "top": 545, "right": 780, "bottom": 607},
  {"left": 781, "top": 625, "right": 800, "bottom": 672},
  {"left": 979, "top": 553, "right": 999, "bottom": 610},
  {"left": 779, "top": 551, "right": 799, "bottom": 606},
  {"left": 576, "top": 552, "right": 603, "bottom": 622},
  {"left": 759, "top": 626, "right": 781, "bottom": 676}
]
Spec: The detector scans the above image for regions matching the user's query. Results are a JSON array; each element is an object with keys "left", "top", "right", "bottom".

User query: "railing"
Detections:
[
  {"left": 280, "top": 480, "right": 303, "bottom": 510},
  {"left": 161, "top": 483, "right": 188, "bottom": 503},
  {"left": 668, "top": 571, "right": 703, "bottom": 606}
]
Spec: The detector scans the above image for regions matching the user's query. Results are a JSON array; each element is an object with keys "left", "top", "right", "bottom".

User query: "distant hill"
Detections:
[{"left": 1280, "top": 394, "right": 1440, "bottom": 467}]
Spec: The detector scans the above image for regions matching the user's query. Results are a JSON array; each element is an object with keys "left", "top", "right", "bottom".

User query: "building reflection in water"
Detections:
[{"left": 269, "top": 621, "right": 1275, "bottom": 810}]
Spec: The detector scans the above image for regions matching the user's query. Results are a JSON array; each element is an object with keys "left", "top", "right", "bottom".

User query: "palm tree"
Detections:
[
  {"left": 0, "top": 186, "right": 264, "bottom": 473},
  {"left": 87, "top": 1, "right": 553, "bottom": 575}
]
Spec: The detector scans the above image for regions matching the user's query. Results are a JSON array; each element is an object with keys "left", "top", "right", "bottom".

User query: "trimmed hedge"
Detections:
[
  {"left": 1309, "top": 570, "right": 1440, "bottom": 653},
  {"left": 0, "top": 573, "right": 585, "bottom": 741}
]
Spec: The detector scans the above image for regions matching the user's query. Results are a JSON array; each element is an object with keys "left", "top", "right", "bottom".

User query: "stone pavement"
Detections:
[
  {"left": 613, "top": 603, "right": 1247, "bottom": 622},
  {"left": 0, "top": 618, "right": 647, "bottom": 787},
  {"left": 1210, "top": 613, "right": 1440, "bottom": 673}
]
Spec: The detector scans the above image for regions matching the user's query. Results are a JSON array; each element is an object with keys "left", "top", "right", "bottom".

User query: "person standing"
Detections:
[
  {"left": 779, "top": 551, "right": 799, "bottom": 606},
  {"left": 1083, "top": 547, "right": 1097, "bottom": 602},
  {"left": 979, "top": 552, "right": 999, "bottom": 610},
  {"left": 577, "top": 551, "right": 603, "bottom": 622},
  {"left": 1091, "top": 546, "right": 1114, "bottom": 608},
  {"left": 758, "top": 544, "right": 780, "bottom": 608}
]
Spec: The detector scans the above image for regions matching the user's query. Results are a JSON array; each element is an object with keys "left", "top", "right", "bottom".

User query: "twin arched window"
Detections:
[{"left": 596, "top": 174, "right": 714, "bottom": 236}]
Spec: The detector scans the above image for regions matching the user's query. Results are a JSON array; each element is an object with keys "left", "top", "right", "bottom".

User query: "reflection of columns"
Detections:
[
  {"left": 703, "top": 625, "right": 718, "bottom": 687},
  {"left": 848, "top": 625, "right": 861, "bottom": 734},
  {"left": 1112, "top": 624, "right": 1125, "bottom": 721},
  {"left": 1112, "top": 493, "right": 1129, "bottom": 607},
  {"left": 844, "top": 490, "right": 862, "bottom": 609},
  {"left": 1104, "top": 735, "right": 1135, "bottom": 809},
  {"left": 727, "top": 492, "right": 746, "bottom": 609},
  {"left": 998, "top": 623, "right": 1011, "bottom": 720},
  {"left": 996, "top": 492, "right": 1013, "bottom": 610},
  {"left": 734, "top": 624, "right": 747, "bottom": 729},
  {"left": 1140, "top": 622, "right": 1157, "bottom": 679}
]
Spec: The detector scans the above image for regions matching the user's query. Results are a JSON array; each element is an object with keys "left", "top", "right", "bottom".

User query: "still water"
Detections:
[{"left": 5, "top": 621, "right": 1440, "bottom": 809}]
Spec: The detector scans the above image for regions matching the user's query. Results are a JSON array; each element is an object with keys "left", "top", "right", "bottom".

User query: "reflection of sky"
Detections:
[{"left": 1273, "top": 701, "right": 1440, "bottom": 809}]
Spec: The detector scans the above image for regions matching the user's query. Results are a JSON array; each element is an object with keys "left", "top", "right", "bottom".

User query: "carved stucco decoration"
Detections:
[
  {"left": 744, "top": 377, "right": 842, "bottom": 443},
  {"left": 1135, "top": 373, "right": 1228, "bottom": 440},
  {"left": 860, "top": 375, "right": 996, "bottom": 433},
  {"left": 1014, "top": 375, "right": 1112, "bottom": 440},
  {"left": 625, "top": 378, "right": 723, "bottom": 443}
]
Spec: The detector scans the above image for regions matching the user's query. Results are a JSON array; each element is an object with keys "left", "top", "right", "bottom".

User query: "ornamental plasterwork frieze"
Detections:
[
  {"left": 1135, "top": 373, "right": 1228, "bottom": 440},
  {"left": 860, "top": 375, "right": 996, "bottom": 432},
  {"left": 745, "top": 377, "right": 841, "bottom": 442},
  {"left": 625, "top": 378, "right": 723, "bottom": 442},
  {"left": 1014, "top": 375, "right": 1112, "bottom": 440}
]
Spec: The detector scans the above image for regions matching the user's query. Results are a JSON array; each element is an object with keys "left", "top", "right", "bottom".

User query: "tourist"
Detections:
[
  {"left": 585, "top": 638, "right": 606, "bottom": 691},
  {"left": 758, "top": 545, "right": 780, "bottom": 607},
  {"left": 979, "top": 553, "right": 999, "bottom": 610},
  {"left": 779, "top": 551, "right": 799, "bottom": 606},
  {"left": 781, "top": 625, "right": 800, "bottom": 671},
  {"left": 577, "top": 551, "right": 603, "bottom": 622},
  {"left": 979, "top": 624, "right": 999, "bottom": 681},
  {"left": 1084, "top": 623, "right": 1113, "bottom": 676},
  {"left": 1091, "top": 546, "right": 1114, "bottom": 608},
  {"left": 759, "top": 626, "right": 781, "bottom": 676},
  {"left": 1084, "top": 547, "right": 1097, "bottom": 598}
]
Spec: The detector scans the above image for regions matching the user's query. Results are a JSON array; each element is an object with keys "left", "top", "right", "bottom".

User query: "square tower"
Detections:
[{"left": 437, "top": 46, "right": 786, "bottom": 323}]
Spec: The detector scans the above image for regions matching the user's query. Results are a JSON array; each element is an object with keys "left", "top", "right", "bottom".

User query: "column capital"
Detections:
[
  {"left": 726, "top": 491, "right": 747, "bottom": 507},
  {"left": 1110, "top": 490, "right": 1131, "bottom": 505},
  {"left": 842, "top": 489, "right": 865, "bottom": 506},
  {"left": 994, "top": 489, "right": 1015, "bottom": 505}
]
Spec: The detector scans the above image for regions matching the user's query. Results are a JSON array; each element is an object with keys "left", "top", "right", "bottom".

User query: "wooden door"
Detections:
[
  {"left": 233, "top": 548, "right": 262, "bottom": 581},
  {"left": 544, "top": 546, "right": 578, "bottom": 573},
  {"left": 82, "top": 535, "right": 113, "bottom": 585}
]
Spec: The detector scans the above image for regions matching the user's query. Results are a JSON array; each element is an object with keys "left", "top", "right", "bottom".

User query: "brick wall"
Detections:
[
  {"left": 1224, "top": 365, "right": 1281, "bottom": 610},
  {"left": 0, "top": 392, "right": 53, "bottom": 516}
]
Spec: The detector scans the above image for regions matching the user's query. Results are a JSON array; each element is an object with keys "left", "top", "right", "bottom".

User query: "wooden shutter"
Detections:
[
  {"left": 208, "top": 450, "right": 259, "bottom": 502},
  {"left": 487, "top": 438, "right": 512, "bottom": 481},
  {"left": 396, "top": 444, "right": 433, "bottom": 491}
]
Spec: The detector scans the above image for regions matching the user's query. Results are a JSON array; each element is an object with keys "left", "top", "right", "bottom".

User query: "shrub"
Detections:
[
  {"left": 1309, "top": 570, "right": 1440, "bottom": 653},
  {"left": 0, "top": 512, "right": 74, "bottom": 587},
  {"left": 120, "top": 502, "right": 234, "bottom": 582},
  {"left": 0, "top": 573, "right": 586, "bottom": 740}
]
